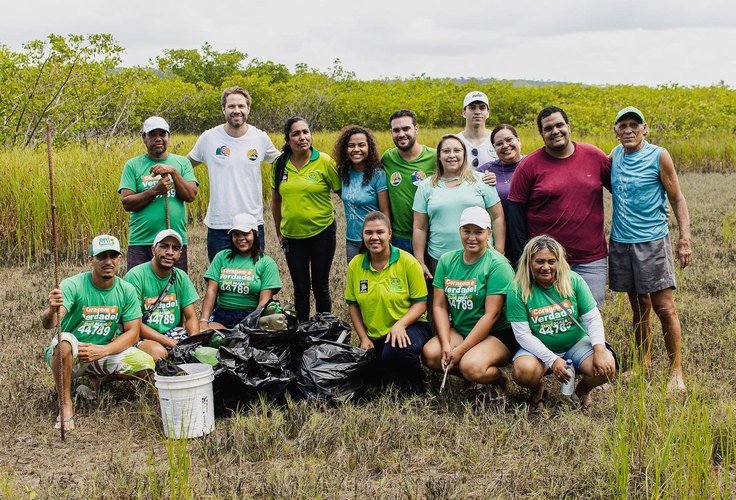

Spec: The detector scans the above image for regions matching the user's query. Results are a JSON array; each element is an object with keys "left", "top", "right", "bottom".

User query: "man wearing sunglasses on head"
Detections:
[{"left": 457, "top": 91, "right": 498, "bottom": 171}]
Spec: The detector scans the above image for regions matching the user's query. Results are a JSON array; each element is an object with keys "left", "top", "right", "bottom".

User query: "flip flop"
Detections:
[
  {"left": 54, "top": 415, "right": 75, "bottom": 431},
  {"left": 527, "top": 389, "right": 548, "bottom": 414}
]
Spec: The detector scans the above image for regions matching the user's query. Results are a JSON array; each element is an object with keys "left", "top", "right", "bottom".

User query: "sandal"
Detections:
[
  {"left": 54, "top": 415, "right": 75, "bottom": 431},
  {"left": 527, "top": 389, "right": 548, "bottom": 414},
  {"left": 571, "top": 393, "right": 592, "bottom": 411}
]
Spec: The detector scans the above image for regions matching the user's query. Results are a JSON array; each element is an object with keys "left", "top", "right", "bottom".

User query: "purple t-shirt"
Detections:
[
  {"left": 477, "top": 158, "right": 522, "bottom": 215},
  {"left": 508, "top": 143, "right": 611, "bottom": 264}
]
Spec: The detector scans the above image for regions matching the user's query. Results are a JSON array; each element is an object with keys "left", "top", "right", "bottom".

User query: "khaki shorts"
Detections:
[
  {"left": 44, "top": 332, "right": 155, "bottom": 378},
  {"left": 609, "top": 235, "right": 676, "bottom": 294}
]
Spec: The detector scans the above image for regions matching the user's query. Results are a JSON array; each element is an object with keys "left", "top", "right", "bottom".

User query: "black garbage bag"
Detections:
[
  {"left": 169, "top": 328, "right": 248, "bottom": 364},
  {"left": 236, "top": 310, "right": 294, "bottom": 367},
  {"left": 216, "top": 346, "right": 296, "bottom": 403},
  {"left": 293, "top": 313, "right": 351, "bottom": 360},
  {"left": 297, "top": 340, "right": 374, "bottom": 403}
]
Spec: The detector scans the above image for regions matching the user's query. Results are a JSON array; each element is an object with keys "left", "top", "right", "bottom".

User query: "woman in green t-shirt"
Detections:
[
  {"left": 422, "top": 206, "right": 517, "bottom": 395},
  {"left": 345, "top": 211, "right": 432, "bottom": 394},
  {"left": 508, "top": 235, "right": 616, "bottom": 410},
  {"left": 271, "top": 116, "right": 341, "bottom": 322},
  {"left": 200, "top": 213, "right": 282, "bottom": 329}
]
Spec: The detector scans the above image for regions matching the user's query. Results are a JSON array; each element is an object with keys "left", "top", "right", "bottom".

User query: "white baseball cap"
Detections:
[
  {"left": 153, "top": 229, "right": 183, "bottom": 247},
  {"left": 459, "top": 206, "right": 491, "bottom": 229},
  {"left": 463, "top": 91, "right": 489, "bottom": 108},
  {"left": 90, "top": 235, "right": 121, "bottom": 256},
  {"left": 228, "top": 213, "right": 259, "bottom": 234},
  {"left": 143, "top": 116, "right": 170, "bottom": 134}
]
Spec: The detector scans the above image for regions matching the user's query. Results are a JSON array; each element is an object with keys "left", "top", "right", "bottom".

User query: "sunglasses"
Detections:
[{"left": 471, "top": 148, "right": 479, "bottom": 167}]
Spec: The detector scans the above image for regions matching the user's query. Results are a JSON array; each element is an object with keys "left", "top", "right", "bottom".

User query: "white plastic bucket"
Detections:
[{"left": 154, "top": 363, "right": 215, "bottom": 439}]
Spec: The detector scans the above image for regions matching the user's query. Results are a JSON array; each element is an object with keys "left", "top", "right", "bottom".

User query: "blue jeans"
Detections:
[
  {"left": 571, "top": 257, "right": 607, "bottom": 308},
  {"left": 369, "top": 321, "right": 432, "bottom": 394},
  {"left": 207, "top": 225, "right": 265, "bottom": 262},
  {"left": 391, "top": 236, "right": 413, "bottom": 254},
  {"left": 346, "top": 240, "right": 361, "bottom": 263}
]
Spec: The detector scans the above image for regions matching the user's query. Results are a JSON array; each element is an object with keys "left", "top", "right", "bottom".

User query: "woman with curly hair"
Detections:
[{"left": 333, "top": 125, "right": 391, "bottom": 262}]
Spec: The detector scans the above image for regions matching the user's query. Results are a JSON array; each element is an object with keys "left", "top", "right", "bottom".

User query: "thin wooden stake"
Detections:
[{"left": 47, "top": 123, "right": 65, "bottom": 441}]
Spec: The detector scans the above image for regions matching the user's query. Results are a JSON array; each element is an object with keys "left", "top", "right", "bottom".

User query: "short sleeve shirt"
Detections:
[
  {"left": 60, "top": 272, "right": 142, "bottom": 345},
  {"left": 345, "top": 246, "right": 428, "bottom": 339},
  {"left": 118, "top": 153, "right": 197, "bottom": 245},
  {"left": 204, "top": 251, "right": 282, "bottom": 311},
  {"left": 506, "top": 272, "right": 597, "bottom": 352},
  {"left": 188, "top": 124, "right": 280, "bottom": 228},
  {"left": 381, "top": 146, "right": 436, "bottom": 239},
  {"left": 412, "top": 172, "right": 501, "bottom": 260},
  {"left": 433, "top": 248, "right": 514, "bottom": 336},
  {"left": 270, "top": 149, "right": 341, "bottom": 239},
  {"left": 508, "top": 143, "right": 611, "bottom": 264},
  {"left": 341, "top": 168, "right": 388, "bottom": 242},
  {"left": 124, "top": 263, "right": 199, "bottom": 334}
]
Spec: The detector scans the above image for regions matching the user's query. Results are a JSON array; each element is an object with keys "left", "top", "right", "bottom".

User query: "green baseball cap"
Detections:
[
  {"left": 615, "top": 106, "right": 645, "bottom": 124},
  {"left": 90, "top": 234, "right": 121, "bottom": 256}
]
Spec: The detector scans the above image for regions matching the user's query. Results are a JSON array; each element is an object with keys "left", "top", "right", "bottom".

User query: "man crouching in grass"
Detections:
[{"left": 41, "top": 235, "right": 154, "bottom": 430}]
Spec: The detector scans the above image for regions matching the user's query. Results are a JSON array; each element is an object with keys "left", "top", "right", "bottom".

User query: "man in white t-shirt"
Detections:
[
  {"left": 188, "top": 87, "right": 281, "bottom": 261},
  {"left": 456, "top": 91, "right": 498, "bottom": 170}
]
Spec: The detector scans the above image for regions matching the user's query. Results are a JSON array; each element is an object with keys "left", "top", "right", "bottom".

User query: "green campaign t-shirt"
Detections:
[
  {"left": 432, "top": 248, "right": 514, "bottom": 337},
  {"left": 204, "top": 251, "right": 282, "bottom": 310},
  {"left": 124, "top": 263, "right": 199, "bottom": 335},
  {"left": 118, "top": 153, "right": 198, "bottom": 245},
  {"left": 344, "top": 246, "right": 428, "bottom": 339},
  {"left": 381, "top": 146, "right": 436, "bottom": 239},
  {"left": 271, "top": 149, "right": 341, "bottom": 239},
  {"left": 506, "top": 271, "right": 597, "bottom": 352},
  {"left": 60, "top": 272, "right": 142, "bottom": 345}
]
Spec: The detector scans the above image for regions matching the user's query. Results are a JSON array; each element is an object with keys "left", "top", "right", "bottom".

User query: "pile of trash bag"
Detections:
[{"left": 160, "top": 302, "right": 374, "bottom": 407}]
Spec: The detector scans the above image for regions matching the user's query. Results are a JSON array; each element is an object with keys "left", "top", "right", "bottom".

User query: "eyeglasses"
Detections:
[
  {"left": 471, "top": 148, "right": 479, "bottom": 167},
  {"left": 493, "top": 136, "right": 517, "bottom": 148}
]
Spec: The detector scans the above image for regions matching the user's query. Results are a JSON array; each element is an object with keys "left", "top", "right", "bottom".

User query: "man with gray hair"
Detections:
[
  {"left": 119, "top": 116, "right": 199, "bottom": 272},
  {"left": 188, "top": 87, "right": 280, "bottom": 260}
]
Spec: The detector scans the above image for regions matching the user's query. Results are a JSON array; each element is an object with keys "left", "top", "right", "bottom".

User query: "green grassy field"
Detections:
[{"left": 0, "top": 158, "right": 735, "bottom": 496}]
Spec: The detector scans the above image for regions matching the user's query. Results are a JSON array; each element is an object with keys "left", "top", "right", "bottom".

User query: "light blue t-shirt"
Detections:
[
  {"left": 341, "top": 168, "right": 388, "bottom": 242},
  {"left": 412, "top": 171, "right": 501, "bottom": 260},
  {"left": 611, "top": 141, "right": 668, "bottom": 243}
]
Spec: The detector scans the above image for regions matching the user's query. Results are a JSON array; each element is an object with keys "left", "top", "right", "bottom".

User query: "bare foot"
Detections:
[{"left": 667, "top": 370, "right": 686, "bottom": 395}]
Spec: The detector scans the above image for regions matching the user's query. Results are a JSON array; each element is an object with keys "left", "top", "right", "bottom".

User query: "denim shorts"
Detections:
[{"left": 513, "top": 335, "right": 596, "bottom": 370}]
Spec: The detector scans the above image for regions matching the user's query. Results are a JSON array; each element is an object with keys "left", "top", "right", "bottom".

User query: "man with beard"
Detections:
[
  {"left": 188, "top": 87, "right": 281, "bottom": 261},
  {"left": 119, "top": 116, "right": 198, "bottom": 271},
  {"left": 507, "top": 106, "right": 611, "bottom": 307},
  {"left": 42, "top": 235, "right": 153, "bottom": 430},
  {"left": 381, "top": 109, "right": 436, "bottom": 254},
  {"left": 124, "top": 229, "right": 200, "bottom": 361}
]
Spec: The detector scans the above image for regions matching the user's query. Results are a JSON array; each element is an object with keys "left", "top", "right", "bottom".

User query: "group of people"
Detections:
[{"left": 42, "top": 87, "right": 691, "bottom": 429}]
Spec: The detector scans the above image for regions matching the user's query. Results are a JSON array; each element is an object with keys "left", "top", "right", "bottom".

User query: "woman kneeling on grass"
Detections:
[
  {"left": 345, "top": 211, "right": 432, "bottom": 394},
  {"left": 200, "top": 213, "right": 282, "bottom": 329},
  {"left": 422, "top": 206, "right": 518, "bottom": 396},
  {"left": 508, "top": 235, "right": 616, "bottom": 411}
]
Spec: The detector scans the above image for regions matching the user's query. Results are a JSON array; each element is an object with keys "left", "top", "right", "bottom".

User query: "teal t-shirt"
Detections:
[
  {"left": 118, "top": 153, "right": 198, "bottom": 245},
  {"left": 124, "top": 263, "right": 199, "bottom": 334},
  {"left": 59, "top": 272, "right": 142, "bottom": 345},
  {"left": 432, "top": 248, "right": 513, "bottom": 336},
  {"left": 381, "top": 146, "right": 436, "bottom": 239},
  {"left": 341, "top": 168, "right": 388, "bottom": 242},
  {"left": 506, "top": 272, "right": 597, "bottom": 352},
  {"left": 413, "top": 172, "right": 501, "bottom": 260},
  {"left": 204, "top": 251, "right": 282, "bottom": 310}
]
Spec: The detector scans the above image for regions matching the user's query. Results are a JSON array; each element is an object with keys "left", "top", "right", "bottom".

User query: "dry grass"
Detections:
[{"left": 0, "top": 173, "right": 735, "bottom": 498}]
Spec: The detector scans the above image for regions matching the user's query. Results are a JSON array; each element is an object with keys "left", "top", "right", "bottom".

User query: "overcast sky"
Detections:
[{"left": 3, "top": 0, "right": 735, "bottom": 87}]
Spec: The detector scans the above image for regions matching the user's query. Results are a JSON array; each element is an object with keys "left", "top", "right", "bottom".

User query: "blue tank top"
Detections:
[{"left": 610, "top": 141, "right": 668, "bottom": 243}]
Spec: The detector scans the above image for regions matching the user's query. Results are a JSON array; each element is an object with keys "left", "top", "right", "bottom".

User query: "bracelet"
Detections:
[{"left": 199, "top": 318, "right": 209, "bottom": 322}]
